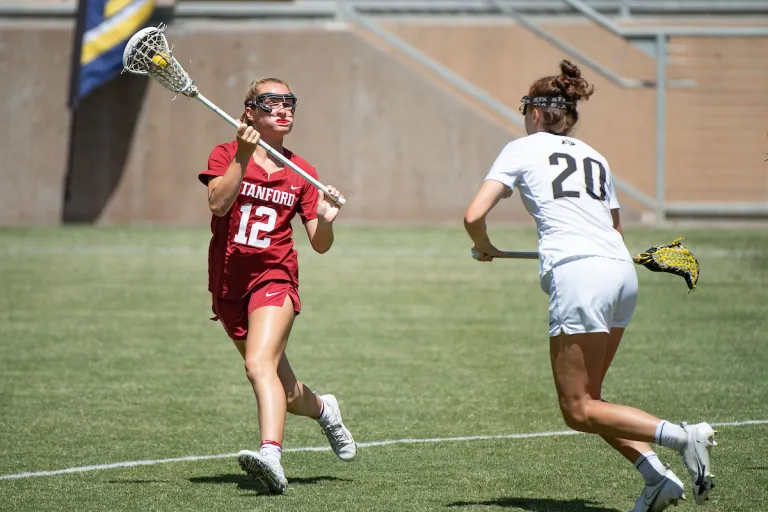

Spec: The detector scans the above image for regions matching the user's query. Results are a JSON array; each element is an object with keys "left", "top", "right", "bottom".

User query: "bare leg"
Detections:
[
  {"left": 278, "top": 354, "right": 323, "bottom": 418},
  {"left": 234, "top": 310, "right": 357, "bottom": 463},
  {"left": 240, "top": 296, "right": 296, "bottom": 445},
  {"left": 598, "top": 328, "right": 655, "bottom": 463},
  {"left": 233, "top": 340, "right": 323, "bottom": 419},
  {"left": 550, "top": 331, "right": 660, "bottom": 441}
]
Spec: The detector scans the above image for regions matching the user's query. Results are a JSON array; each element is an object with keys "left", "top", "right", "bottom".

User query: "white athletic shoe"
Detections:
[
  {"left": 318, "top": 394, "right": 357, "bottom": 461},
  {"left": 680, "top": 422, "right": 717, "bottom": 505},
  {"left": 630, "top": 468, "right": 685, "bottom": 512},
  {"left": 237, "top": 450, "right": 288, "bottom": 495}
]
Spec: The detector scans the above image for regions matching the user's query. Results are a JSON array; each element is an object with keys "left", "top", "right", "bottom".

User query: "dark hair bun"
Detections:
[
  {"left": 554, "top": 59, "right": 594, "bottom": 102},
  {"left": 559, "top": 59, "right": 582, "bottom": 79}
]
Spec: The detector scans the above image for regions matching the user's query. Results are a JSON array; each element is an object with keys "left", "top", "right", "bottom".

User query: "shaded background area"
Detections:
[{"left": 63, "top": 74, "right": 149, "bottom": 223}]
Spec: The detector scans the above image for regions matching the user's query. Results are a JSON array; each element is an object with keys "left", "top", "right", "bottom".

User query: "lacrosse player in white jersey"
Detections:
[{"left": 464, "top": 60, "right": 716, "bottom": 512}]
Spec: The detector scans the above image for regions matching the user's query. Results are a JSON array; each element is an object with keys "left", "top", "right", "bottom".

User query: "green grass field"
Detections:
[{"left": 1, "top": 225, "right": 766, "bottom": 511}]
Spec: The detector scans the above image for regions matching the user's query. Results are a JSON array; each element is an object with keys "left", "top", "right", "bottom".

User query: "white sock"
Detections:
[
  {"left": 634, "top": 451, "right": 666, "bottom": 486},
  {"left": 655, "top": 420, "right": 687, "bottom": 454},
  {"left": 260, "top": 441, "right": 282, "bottom": 462},
  {"left": 315, "top": 397, "right": 332, "bottom": 426}
]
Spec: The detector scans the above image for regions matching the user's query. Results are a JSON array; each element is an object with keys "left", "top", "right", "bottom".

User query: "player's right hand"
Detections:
[
  {"left": 471, "top": 243, "right": 503, "bottom": 262},
  {"left": 235, "top": 122, "right": 261, "bottom": 157}
]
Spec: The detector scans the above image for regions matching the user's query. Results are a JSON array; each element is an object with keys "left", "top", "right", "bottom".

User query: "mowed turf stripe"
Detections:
[{"left": 2, "top": 419, "right": 766, "bottom": 481}]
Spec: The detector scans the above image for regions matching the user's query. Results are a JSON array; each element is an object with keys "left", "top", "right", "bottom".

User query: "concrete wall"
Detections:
[
  {"left": 2, "top": 16, "right": 764, "bottom": 226},
  {"left": 385, "top": 19, "right": 768, "bottom": 209},
  {"left": 1, "top": 19, "right": 531, "bottom": 225},
  {"left": 384, "top": 20, "right": 659, "bottom": 214},
  {"left": 666, "top": 36, "right": 768, "bottom": 202},
  {"left": 0, "top": 21, "right": 72, "bottom": 225}
]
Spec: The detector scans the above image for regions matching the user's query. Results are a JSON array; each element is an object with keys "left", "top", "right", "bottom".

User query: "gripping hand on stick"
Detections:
[
  {"left": 317, "top": 186, "right": 344, "bottom": 223},
  {"left": 235, "top": 123, "right": 261, "bottom": 160}
]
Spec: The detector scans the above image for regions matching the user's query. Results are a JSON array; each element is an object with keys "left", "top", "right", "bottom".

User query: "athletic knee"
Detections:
[
  {"left": 559, "top": 397, "right": 597, "bottom": 433},
  {"left": 243, "top": 356, "right": 278, "bottom": 384}
]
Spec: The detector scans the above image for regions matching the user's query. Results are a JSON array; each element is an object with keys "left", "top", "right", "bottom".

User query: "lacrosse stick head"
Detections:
[
  {"left": 122, "top": 24, "right": 197, "bottom": 98},
  {"left": 633, "top": 237, "right": 700, "bottom": 292}
]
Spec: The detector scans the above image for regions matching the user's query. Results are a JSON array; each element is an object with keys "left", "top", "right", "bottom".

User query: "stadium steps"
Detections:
[
  {"left": 381, "top": 19, "right": 657, "bottom": 214},
  {"left": 379, "top": 16, "right": 768, "bottom": 216}
]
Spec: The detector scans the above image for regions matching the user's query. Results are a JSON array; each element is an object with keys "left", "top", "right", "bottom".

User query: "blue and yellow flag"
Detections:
[{"left": 69, "top": 0, "right": 155, "bottom": 107}]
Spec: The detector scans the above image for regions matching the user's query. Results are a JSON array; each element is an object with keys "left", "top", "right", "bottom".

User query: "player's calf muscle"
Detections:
[{"left": 284, "top": 383, "right": 317, "bottom": 416}]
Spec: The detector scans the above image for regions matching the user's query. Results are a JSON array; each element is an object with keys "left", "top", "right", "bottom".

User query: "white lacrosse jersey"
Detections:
[{"left": 484, "top": 132, "right": 633, "bottom": 278}]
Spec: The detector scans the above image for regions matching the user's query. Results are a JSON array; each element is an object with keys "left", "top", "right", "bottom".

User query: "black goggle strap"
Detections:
[
  {"left": 245, "top": 92, "right": 298, "bottom": 113},
  {"left": 520, "top": 95, "right": 574, "bottom": 114}
]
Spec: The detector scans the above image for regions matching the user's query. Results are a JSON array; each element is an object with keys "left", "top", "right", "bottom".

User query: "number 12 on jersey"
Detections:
[
  {"left": 234, "top": 204, "right": 277, "bottom": 248},
  {"left": 550, "top": 152, "right": 607, "bottom": 201}
]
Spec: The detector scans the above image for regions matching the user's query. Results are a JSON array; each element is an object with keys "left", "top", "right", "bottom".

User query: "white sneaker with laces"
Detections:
[
  {"left": 237, "top": 450, "right": 288, "bottom": 495},
  {"left": 630, "top": 468, "right": 685, "bottom": 512},
  {"left": 318, "top": 394, "right": 357, "bottom": 461},
  {"left": 680, "top": 422, "right": 716, "bottom": 505}
]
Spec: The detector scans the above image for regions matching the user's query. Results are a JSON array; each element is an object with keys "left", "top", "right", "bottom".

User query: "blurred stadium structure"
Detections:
[{"left": 1, "top": 0, "right": 767, "bottom": 225}]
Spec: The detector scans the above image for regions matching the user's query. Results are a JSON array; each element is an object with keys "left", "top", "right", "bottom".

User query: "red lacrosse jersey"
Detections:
[{"left": 199, "top": 140, "right": 319, "bottom": 299}]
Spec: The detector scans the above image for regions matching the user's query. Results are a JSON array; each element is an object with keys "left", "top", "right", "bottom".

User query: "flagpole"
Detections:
[
  {"left": 67, "top": 0, "right": 88, "bottom": 109},
  {"left": 63, "top": 0, "right": 88, "bottom": 220}
]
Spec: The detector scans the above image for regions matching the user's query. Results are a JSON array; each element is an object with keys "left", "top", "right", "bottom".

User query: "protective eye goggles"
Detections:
[
  {"left": 519, "top": 95, "right": 574, "bottom": 115},
  {"left": 245, "top": 92, "right": 298, "bottom": 114}
]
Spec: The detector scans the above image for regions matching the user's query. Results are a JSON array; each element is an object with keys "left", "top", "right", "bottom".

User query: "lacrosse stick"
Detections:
[
  {"left": 470, "top": 248, "right": 539, "bottom": 260},
  {"left": 121, "top": 24, "right": 345, "bottom": 206},
  {"left": 471, "top": 237, "right": 700, "bottom": 292},
  {"left": 632, "top": 237, "right": 700, "bottom": 292}
]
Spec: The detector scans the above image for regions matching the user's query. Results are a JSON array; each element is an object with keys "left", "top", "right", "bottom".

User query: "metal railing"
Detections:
[
  {"left": 6, "top": 0, "right": 767, "bottom": 218},
  {"left": 489, "top": 0, "right": 655, "bottom": 89},
  {"left": 338, "top": 3, "right": 527, "bottom": 132},
  {"left": 564, "top": 0, "right": 768, "bottom": 219},
  {"left": 6, "top": 1, "right": 768, "bottom": 20},
  {"left": 334, "top": 1, "right": 768, "bottom": 17},
  {"left": 614, "top": 0, "right": 768, "bottom": 18},
  {"left": 344, "top": 0, "right": 768, "bottom": 218}
]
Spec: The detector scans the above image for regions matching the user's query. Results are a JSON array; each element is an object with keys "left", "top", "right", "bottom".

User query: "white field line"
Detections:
[
  {"left": 1, "top": 419, "right": 766, "bottom": 481},
  {"left": 0, "top": 245, "right": 762, "bottom": 259}
]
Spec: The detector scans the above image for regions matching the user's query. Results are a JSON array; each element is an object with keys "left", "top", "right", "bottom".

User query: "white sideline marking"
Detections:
[
  {"left": 1, "top": 245, "right": 762, "bottom": 259},
  {"left": 1, "top": 419, "right": 766, "bottom": 481}
]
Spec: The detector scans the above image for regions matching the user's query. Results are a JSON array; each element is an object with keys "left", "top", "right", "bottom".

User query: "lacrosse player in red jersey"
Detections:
[
  {"left": 464, "top": 60, "right": 716, "bottom": 511},
  {"left": 199, "top": 78, "right": 356, "bottom": 495}
]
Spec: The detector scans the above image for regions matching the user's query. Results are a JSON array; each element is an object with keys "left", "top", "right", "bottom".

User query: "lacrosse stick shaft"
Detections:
[
  {"left": 477, "top": 250, "right": 670, "bottom": 265},
  {"left": 194, "top": 93, "right": 345, "bottom": 206},
  {"left": 471, "top": 248, "right": 539, "bottom": 260},
  {"left": 493, "top": 251, "right": 539, "bottom": 259}
]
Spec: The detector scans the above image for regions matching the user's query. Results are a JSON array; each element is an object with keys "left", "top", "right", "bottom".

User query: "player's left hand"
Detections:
[{"left": 317, "top": 185, "right": 344, "bottom": 223}]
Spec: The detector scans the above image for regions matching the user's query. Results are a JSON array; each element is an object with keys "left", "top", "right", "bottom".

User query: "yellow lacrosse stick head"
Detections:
[{"left": 633, "top": 237, "right": 700, "bottom": 293}]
